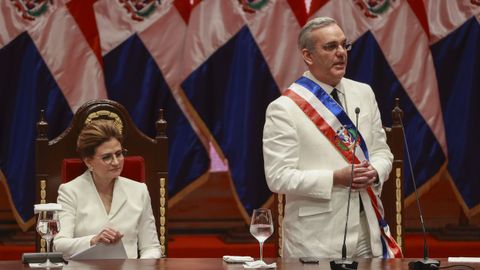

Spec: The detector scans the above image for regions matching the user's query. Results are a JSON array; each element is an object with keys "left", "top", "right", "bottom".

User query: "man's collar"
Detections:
[{"left": 303, "top": 71, "right": 344, "bottom": 95}]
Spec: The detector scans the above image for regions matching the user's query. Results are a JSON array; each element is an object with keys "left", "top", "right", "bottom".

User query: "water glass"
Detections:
[
  {"left": 35, "top": 210, "right": 62, "bottom": 268},
  {"left": 249, "top": 208, "right": 274, "bottom": 262}
]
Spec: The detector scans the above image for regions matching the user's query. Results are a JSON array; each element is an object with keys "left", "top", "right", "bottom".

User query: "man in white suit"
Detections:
[{"left": 263, "top": 17, "right": 395, "bottom": 258}]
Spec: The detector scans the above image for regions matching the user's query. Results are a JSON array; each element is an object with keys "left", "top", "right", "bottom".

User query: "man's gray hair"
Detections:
[{"left": 298, "top": 17, "right": 337, "bottom": 51}]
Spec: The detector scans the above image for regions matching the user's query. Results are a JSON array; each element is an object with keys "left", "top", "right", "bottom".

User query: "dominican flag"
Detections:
[
  {"left": 1, "top": 0, "right": 479, "bottom": 231},
  {"left": 93, "top": 0, "right": 210, "bottom": 204},
  {"left": 0, "top": 0, "right": 106, "bottom": 230}
]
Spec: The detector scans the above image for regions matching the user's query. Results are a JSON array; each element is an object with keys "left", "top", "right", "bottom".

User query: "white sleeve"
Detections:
[
  {"left": 263, "top": 100, "right": 334, "bottom": 200},
  {"left": 366, "top": 89, "right": 393, "bottom": 191},
  {"left": 53, "top": 184, "right": 95, "bottom": 258}
]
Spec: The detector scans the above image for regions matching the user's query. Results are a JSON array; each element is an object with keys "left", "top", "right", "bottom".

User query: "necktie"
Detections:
[{"left": 331, "top": 88, "right": 343, "bottom": 108}]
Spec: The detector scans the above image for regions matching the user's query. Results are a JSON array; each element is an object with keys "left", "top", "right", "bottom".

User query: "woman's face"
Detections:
[{"left": 85, "top": 138, "right": 124, "bottom": 183}]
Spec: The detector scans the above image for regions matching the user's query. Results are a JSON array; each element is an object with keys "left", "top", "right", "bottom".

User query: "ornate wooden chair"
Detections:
[
  {"left": 273, "top": 99, "right": 405, "bottom": 257},
  {"left": 35, "top": 99, "right": 168, "bottom": 256}
]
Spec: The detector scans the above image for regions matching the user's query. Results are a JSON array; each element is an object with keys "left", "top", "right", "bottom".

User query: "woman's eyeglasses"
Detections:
[{"left": 95, "top": 149, "right": 128, "bottom": 164}]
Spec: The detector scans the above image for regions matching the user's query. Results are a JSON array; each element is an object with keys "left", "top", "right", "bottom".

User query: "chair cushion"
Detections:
[{"left": 61, "top": 156, "right": 146, "bottom": 183}]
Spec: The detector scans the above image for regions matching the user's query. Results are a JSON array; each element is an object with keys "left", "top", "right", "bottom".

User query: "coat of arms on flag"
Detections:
[
  {"left": 118, "top": 0, "right": 161, "bottom": 21},
  {"left": 238, "top": 0, "right": 269, "bottom": 13},
  {"left": 354, "top": 0, "right": 397, "bottom": 18},
  {"left": 11, "top": 0, "right": 53, "bottom": 21}
]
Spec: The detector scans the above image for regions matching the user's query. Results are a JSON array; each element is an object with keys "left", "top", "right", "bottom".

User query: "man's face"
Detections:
[{"left": 302, "top": 24, "right": 348, "bottom": 86}]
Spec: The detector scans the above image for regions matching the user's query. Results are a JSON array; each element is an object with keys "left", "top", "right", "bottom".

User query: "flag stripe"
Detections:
[
  {"left": 67, "top": 0, "right": 103, "bottom": 66},
  {"left": 28, "top": 5, "right": 107, "bottom": 112}
]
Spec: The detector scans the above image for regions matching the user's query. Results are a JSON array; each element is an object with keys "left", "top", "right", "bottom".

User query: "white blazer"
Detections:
[
  {"left": 263, "top": 73, "right": 393, "bottom": 258},
  {"left": 54, "top": 171, "right": 161, "bottom": 259}
]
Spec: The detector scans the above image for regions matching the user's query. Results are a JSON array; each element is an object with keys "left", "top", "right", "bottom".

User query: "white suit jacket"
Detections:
[
  {"left": 54, "top": 171, "right": 161, "bottom": 259},
  {"left": 263, "top": 73, "right": 393, "bottom": 258}
]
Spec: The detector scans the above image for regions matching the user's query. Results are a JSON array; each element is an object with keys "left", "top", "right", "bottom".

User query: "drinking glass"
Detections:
[
  {"left": 35, "top": 210, "right": 62, "bottom": 268},
  {"left": 249, "top": 208, "right": 274, "bottom": 262}
]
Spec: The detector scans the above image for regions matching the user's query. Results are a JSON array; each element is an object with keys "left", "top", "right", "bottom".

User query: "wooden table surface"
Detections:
[{"left": 1, "top": 257, "right": 479, "bottom": 270}]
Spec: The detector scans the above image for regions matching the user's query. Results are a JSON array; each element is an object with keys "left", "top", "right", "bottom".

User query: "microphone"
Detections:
[
  {"left": 398, "top": 116, "right": 440, "bottom": 270},
  {"left": 330, "top": 107, "right": 360, "bottom": 270}
]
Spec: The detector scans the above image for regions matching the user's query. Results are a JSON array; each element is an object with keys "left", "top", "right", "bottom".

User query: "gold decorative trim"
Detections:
[
  {"left": 278, "top": 194, "right": 284, "bottom": 258},
  {"left": 40, "top": 180, "right": 46, "bottom": 204},
  {"left": 395, "top": 167, "right": 402, "bottom": 249},
  {"left": 40, "top": 238, "right": 46, "bottom": 253},
  {"left": 160, "top": 177, "right": 166, "bottom": 256},
  {"left": 39, "top": 180, "right": 48, "bottom": 252},
  {"left": 84, "top": 110, "right": 124, "bottom": 133}
]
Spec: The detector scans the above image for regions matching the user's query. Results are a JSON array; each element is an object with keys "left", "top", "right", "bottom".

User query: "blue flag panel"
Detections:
[
  {"left": 432, "top": 18, "right": 480, "bottom": 208},
  {"left": 103, "top": 34, "right": 209, "bottom": 196},
  {"left": 182, "top": 26, "right": 280, "bottom": 213},
  {"left": 346, "top": 31, "right": 446, "bottom": 196},
  {"left": 0, "top": 33, "right": 72, "bottom": 222}
]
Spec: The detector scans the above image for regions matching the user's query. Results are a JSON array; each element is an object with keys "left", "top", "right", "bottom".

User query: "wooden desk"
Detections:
[{"left": 1, "top": 258, "right": 479, "bottom": 269}]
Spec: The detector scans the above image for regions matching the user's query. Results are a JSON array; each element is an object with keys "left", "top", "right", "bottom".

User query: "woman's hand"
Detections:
[{"left": 90, "top": 227, "right": 123, "bottom": 246}]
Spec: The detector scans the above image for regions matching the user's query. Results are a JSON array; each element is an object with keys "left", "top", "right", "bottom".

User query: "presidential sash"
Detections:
[{"left": 283, "top": 76, "right": 403, "bottom": 258}]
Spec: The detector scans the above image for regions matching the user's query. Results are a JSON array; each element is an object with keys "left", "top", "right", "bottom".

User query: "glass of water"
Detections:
[
  {"left": 249, "top": 208, "right": 274, "bottom": 262},
  {"left": 35, "top": 210, "right": 62, "bottom": 268}
]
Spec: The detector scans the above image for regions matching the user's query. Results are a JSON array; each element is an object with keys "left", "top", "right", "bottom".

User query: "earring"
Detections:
[{"left": 88, "top": 166, "right": 93, "bottom": 172}]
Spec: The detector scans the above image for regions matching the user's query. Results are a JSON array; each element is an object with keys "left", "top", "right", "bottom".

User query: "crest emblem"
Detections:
[
  {"left": 354, "top": 0, "right": 395, "bottom": 18},
  {"left": 11, "top": 0, "right": 53, "bottom": 21},
  {"left": 334, "top": 125, "right": 360, "bottom": 152},
  {"left": 238, "top": 0, "right": 269, "bottom": 13},
  {"left": 118, "top": 0, "right": 161, "bottom": 21}
]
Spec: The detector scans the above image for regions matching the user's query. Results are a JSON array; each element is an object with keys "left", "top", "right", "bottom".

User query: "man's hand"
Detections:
[
  {"left": 351, "top": 161, "right": 377, "bottom": 190},
  {"left": 333, "top": 160, "right": 378, "bottom": 190},
  {"left": 90, "top": 227, "right": 123, "bottom": 246}
]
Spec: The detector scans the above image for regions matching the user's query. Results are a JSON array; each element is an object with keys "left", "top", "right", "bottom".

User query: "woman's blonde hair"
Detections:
[{"left": 77, "top": 120, "right": 123, "bottom": 158}]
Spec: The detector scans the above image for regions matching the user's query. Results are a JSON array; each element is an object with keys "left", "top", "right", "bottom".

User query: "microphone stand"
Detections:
[
  {"left": 330, "top": 108, "right": 360, "bottom": 270},
  {"left": 399, "top": 116, "right": 440, "bottom": 270}
]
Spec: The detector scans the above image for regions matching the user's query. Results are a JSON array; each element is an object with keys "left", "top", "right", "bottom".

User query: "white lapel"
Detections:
[
  {"left": 108, "top": 178, "right": 127, "bottom": 219},
  {"left": 85, "top": 172, "right": 127, "bottom": 219}
]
